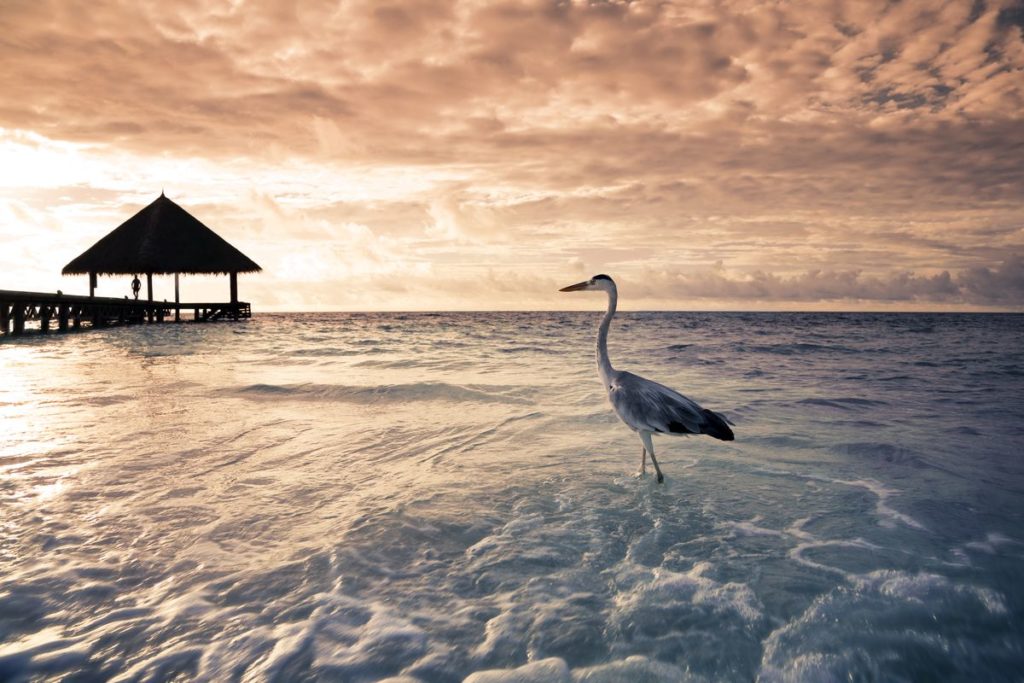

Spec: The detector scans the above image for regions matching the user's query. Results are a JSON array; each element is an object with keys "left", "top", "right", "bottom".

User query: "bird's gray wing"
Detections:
[{"left": 607, "top": 371, "right": 706, "bottom": 435}]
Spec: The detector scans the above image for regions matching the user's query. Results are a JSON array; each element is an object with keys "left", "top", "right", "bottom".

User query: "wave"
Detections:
[
  {"left": 759, "top": 569, "right": 1008, "bottom": 681},
  {"left": 732, "top": 342, "right": 863, "bottom": 355},
  {"left": 289, "top": 346, "right": 384, "bottom": 357},
  {"left": 749, "top": 435, "right": 817, "bottom": 449},
  {"left": 495, "top": 345, "right": 557, "bottom": 355},
  {"left": 465, "top": 655, "right": 687, "bottom": 682},
  {"left": 796, "top": 397, "right": 889, "bottom": 410},
  {"left": 226, "top": 382, "right": 531, "bottom": 405}
]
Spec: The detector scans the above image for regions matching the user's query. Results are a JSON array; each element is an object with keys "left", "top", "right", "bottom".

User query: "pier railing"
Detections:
[{"left": 0, "top": 290, "right": 251, "bottom": 336}]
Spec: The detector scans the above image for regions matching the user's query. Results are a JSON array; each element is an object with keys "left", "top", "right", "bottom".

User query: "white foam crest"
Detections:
[
  {"left": 0, "top": 627, "right": 91, "bottom": 680},
  {"left": 758, "top": 651, "right": 874, "bottom": 683},
  {"left": 194, "top": 625, "right": 278, "bottom": 683},
  {"left": 964, "top": 531, "right": 1020, "bottom": 555},
  {"left": 319, "top": 611, "right": 431, "bottom": 672},
  {"left": 111, "top": 646, "right": 205, "bottom": 683},
  {"left": 471, "top": 603, "right": 531, "bottom": 662},
  {"left": 812, "top": 475, "right": 928, "bottom": 531},
  {"left": 75, "top": 605, "right": 154, "bottom": 631},
  {"left": 244, "top": 619, "right": 318, "bottom": 682},
  {"left": 783, "top": 517, "right": 816, "bottom": 541},
  {"left": 852, "top": 570, "right": 1009, "bottom": 616},
  {"left": 462, "top": 655, "right": 698, "bottom": 683},
  {"left": 612, "top": 560, "right": 764, "bottom": 626},
  {"left": 0, "top": 578, "right": 214, "bottom": 682},
  {"left": 787, "top": 538, "right": 879, "bottom": 578},
  {"left": 723, "top": 515, "right": 785, "bottom": 538},
  {"left": 42, "top": 581, "right": 429, "bottom": 683},
  {"left": 571, "top": 655, "right": 696, "bottom": 682},
  {"left": 855, "top": 480, "right": 926, "bottom": 531},
  {"left": 464, "top": 657, "right": 571, "bottom": 683},
  {"left": 757, "top": 568, "right": 1010, "bottom": 680},
  {"left": 462, "top": 501, "right": 584, "bottom": 577},
  {"left": 749, "top": 466, "right": 928, "bottom": 532},
  {"left": 185, "top": 591, "right": 437, "bottom": 681},
  {"left": 724, "top": 514, "right": 900, "bottom": 582},
  {"left": 622, "top": 518, "right": 665, "bottom": 566}
]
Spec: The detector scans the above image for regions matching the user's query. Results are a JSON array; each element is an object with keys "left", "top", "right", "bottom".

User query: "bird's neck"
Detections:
[{"left": 597, "top": 287, "right": 617, "bottom": 383}]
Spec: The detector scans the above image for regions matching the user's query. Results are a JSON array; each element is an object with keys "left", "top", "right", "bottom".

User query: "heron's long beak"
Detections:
[{"left": 559, "top": 280, "right": 590, "bottom": 292}]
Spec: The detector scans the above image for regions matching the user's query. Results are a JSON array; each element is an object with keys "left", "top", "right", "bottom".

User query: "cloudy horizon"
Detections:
[{"left": 2, "top": 0, "right": 1023, "bottom": 311}]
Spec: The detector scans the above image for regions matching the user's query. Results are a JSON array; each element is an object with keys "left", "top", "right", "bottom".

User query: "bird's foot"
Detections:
[
  {"left": 633, "top": 469, "right": 647, "bottom": 479},
  {"left": 656, "top": 472, "right": 665, "bottom": 484}
]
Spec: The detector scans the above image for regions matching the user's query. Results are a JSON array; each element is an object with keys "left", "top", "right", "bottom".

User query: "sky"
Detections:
[{"left": 1, "top": 0, "right": 1022, "bottom": 311}]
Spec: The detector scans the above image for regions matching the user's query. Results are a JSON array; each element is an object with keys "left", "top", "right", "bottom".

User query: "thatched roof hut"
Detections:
[
  {"left": 63, "top": 193, "right": 260, "bottom": 305},
  {"left": 63, "top": 193, "right": 260, "bottom": 276}
]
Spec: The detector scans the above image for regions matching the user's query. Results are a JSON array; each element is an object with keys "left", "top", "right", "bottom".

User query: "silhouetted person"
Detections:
[{"left": 131, "top": 275, "right": 141, "bottom": 300}]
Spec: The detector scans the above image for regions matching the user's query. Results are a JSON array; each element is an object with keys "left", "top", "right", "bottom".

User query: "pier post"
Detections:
[
  {"left": 59, "top": 304, "right": 69, "bottom": 331},
  {"left": 146, "top": 273, "right": 154, "bottom": 322},
  {"left": 13, "top": 305, "right": 25, "bottom": 334},
  {"left": 41, "top": 306, "right": 51, "bottom": 333},
  {"left": 89, "top": 272, "right": 97, "bottom": 297},
  {"left": 230, "top": 272, "right": 238, "bottom": 303},
  {"left": 1, "top": 302, "right": 8, "bottom": 335},
  {"left": 72, "top": 307, "right": 81, "bottom": 330}
]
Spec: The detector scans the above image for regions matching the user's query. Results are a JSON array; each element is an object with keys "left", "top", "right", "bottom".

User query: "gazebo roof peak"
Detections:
[{"left": 62, "top": 194, "right": 261, "bottom": 276}]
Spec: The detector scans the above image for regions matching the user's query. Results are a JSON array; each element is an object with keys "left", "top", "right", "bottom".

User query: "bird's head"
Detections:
[{"left": 559, "top": 274, "right": 616, "bottom": 293}]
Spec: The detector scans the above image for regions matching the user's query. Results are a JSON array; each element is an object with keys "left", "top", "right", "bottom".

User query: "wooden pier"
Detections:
[
  {"left": 4, "top": 193, "right": 260, "bottom": 337},
  {"left": 0, "top": 289, "right": 251, "bottom": 336}
]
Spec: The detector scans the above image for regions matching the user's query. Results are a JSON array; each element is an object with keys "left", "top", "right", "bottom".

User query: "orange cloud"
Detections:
[{"left": 0, "top": 0, "right": 1022, "bottom": 309}]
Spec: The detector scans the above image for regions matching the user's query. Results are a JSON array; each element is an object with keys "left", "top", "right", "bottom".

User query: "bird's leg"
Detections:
[
  {"left": 637, "top": 445, "right": 647, "bottom": 477},
  {"left": 640, "top": 431, "right": 664, "bottom": 484}
]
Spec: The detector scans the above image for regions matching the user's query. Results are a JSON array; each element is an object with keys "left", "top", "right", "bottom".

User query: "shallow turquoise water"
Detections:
[{"left": 1, "top": 312, "right": 1022, "bottom": 681}]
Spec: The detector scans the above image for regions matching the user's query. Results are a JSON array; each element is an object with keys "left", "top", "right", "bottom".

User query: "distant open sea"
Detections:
[{"left": 1, "top": 312, "right": 1022, "bottom": 681}]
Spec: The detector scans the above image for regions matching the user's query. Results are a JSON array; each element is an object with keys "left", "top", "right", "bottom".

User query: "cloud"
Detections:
[
  {"left": 957, "top": 256, "right": 1024, "bottom": 304},
  {"left": 620, "top": 254, "right": 1024, "bottom": 307},
  {"left": 634, "top": 263, "right": 961, "bottom": 304},
  {"left": 232, "top": 256, "right": 1024, "bottom": 311},
  {"left": 0, "top": 0, "right": 1022, "bottom": 309}
]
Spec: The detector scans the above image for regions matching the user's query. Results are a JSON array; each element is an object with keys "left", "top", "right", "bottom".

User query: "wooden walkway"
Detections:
[{"left": 0, "top": 290, "right": 251, "bottom": 336}]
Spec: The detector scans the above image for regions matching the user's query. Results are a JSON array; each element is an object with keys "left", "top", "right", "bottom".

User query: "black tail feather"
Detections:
[{"left": 702, "top": 409, "right": 735, "bottom": 441}]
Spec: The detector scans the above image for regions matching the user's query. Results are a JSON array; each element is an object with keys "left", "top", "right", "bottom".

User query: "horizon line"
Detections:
[{"left": 253, "top": 308, "right": 1024, "bottom": 315}]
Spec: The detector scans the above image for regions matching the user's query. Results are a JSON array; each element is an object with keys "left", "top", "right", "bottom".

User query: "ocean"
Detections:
[{"left": 1, "top": 312, "right": 1022, "bottom": 682}]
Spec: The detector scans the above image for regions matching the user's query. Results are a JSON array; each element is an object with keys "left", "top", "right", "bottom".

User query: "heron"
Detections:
[{"left": 560, "top": 274, "right": 734, "bottom": 483}]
